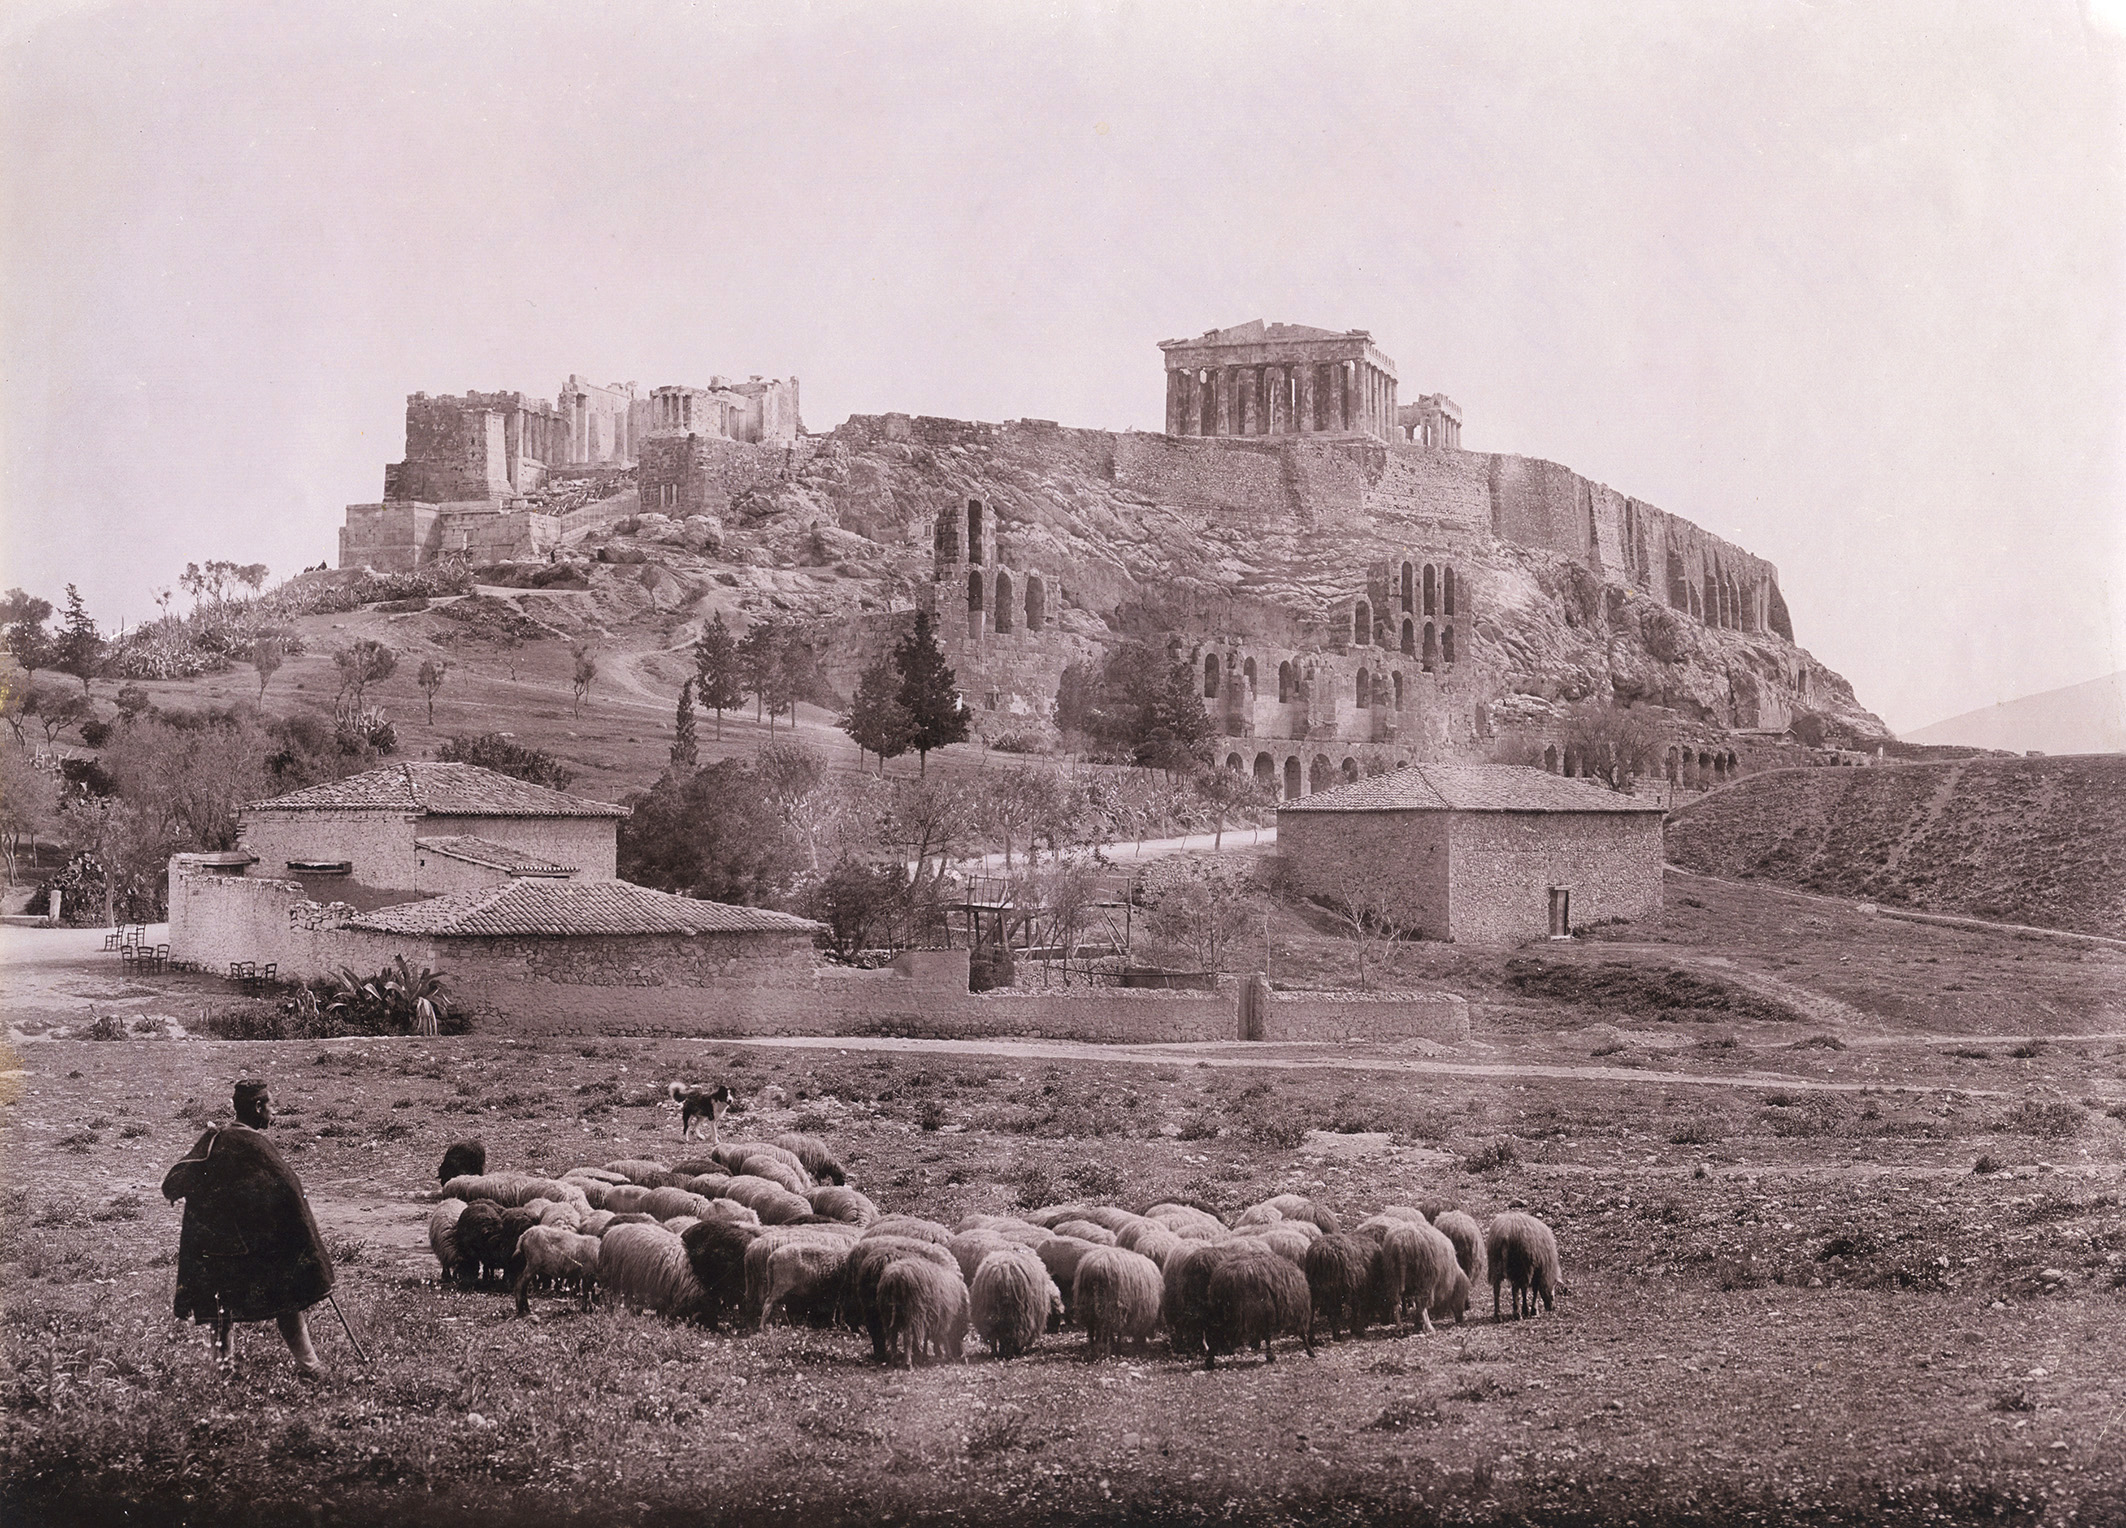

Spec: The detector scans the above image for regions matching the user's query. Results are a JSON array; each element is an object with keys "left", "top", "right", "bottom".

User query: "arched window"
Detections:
[
  {"left": 1422, "top": 622, "right": 1437, "bottom": 672},
  {"left": 1442, "top": 567, "right": 1456, "bottom": 617},
  {"left": 1393, "top": 672, "right": 1404, "bottom": 708},
  {"left": 1401, "top": 561, "right": 1415, "bottom": 612},
  {"left": 1254, "top": 752, "right": 1276, "bottom": 788},
  {"left": 966, "top": 500, "right": 985, "bottom": 564},
  {"left": 1543, "top": 745, "right": 1558, "bottom": 773},
  {"left": 1283, "top": 756, "right": 1302, "bottom": 799},
  {"left": 992, "top": 570, "right": 1013, "bottom": 633},
  {"left": 1340, "top": 757, "right": 1360, "bottom": 783},
  {"left": 1355, "top": 669, "right": 1371, "bottom": 708},
  {"left": 1401, "top": 619, "right": 1415, "bottom": 657},
  {"left": 967, "top": 569, "right": 984, "bottom": 635},
  {"left": 1243, "top": 657, "right": 1257, "bottom": 696},
  {"left": 1024, "top": 575, "right": 1046, "bottom": 631},
  {"left": 1423, "top": 565, "right": 1437, "bottom": 616},
  {"left": 1203, "top": 653, "right": 1220, "bottom": 699},
  {"left": 1278, "top": 660, "right": 1294, "bottom": 703},
  {"left": 1441, "top": 627, "right": 1455, "bottom": 665},
  {"left": 1309, "top": 755, "right": 1332, "bottom": 793},
  {"left": 1352, "top": 601, "right": 1371, "bottom": 646},
  {"left": 1225, "top": 752, "right": 1244, "bottom": 772}
]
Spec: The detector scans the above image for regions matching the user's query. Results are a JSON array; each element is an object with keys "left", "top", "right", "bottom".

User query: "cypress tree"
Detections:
[
  {"left": 840, "top": 655, "right": 914, "bottom": 773},
  {"left": 693, "top": 612, "right": 745, "bottom": 739},
  {"left": 671, "top": 679, "right": 699, "bottom": 769},
  {"left": 893, "top": 609, "right": 969, "bottom": 775}
]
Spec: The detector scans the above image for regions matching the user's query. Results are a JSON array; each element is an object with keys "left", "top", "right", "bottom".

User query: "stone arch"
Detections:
[
  {"left": 1393, "top": 671, "right": 1404, "bottom": 709},
  {"left": 1443, "top": 566, "right": 1456, "bottom": 617},
  {"left": 966, "top": 569, "right": 984, "bottom": 636},
  {"left": 966, "top": 499, "right": 985, "bottom": 563},
  {"left": 1203, "top": 653, "right": 1220, "bottom": 699},
  {"left": 1543, "top": 745, "right": 1558, "bottom": 773},
  {"left": 1243, "top": 657, "right": 1257, "bottom": 697},
  {"left": 1726, "top": 750, "right": 1738, "bottom": 774},
  {"left": 1423, "top": 622, "right": 1438, "bottom": 672},
  {"left": 1024, "top": 575, "right": 1046, "bottom": 631},
  {"left": 1441, "top": 626, "right": 1456, "bottom": 665},
  {"left": 1283, "top": 756, "right": 1302, "bottom": 799},
  {"left": 1340, "top": 757, "right": 1360, "bottom": 784},
  {"left": 1401, "top": 561, "right": 1415, "bottom": 612},
  {"left": 1309, "top": 754, "right": 1332, "bottom": 793},
  {"left": 1698, "top": 749, "right": 1712, "bottom": 780},
  {"left": 1355, "top": 668, "right": 1371, "bottom": 708},
  {"left": 992, "top": 569, "right": 1013, "bottom": 633},
  {"left": 1353, "top": 600, "right": 1372, "bottom": 646},
  {"left": 1400, "top": 618, "right": 1415, "bottom": 656},
  {"left": 1225, "top": 751, "right": 1244, "bottom": 772},
  {"left": 1423, "top": 564, "right": 1437, "bottom": 616},
  {"left": 1278, "top": 660, "right": 1295, "bottom": 703},
  {"left": 1254, "top": 752, "right": 1277, "bottom": 788}
]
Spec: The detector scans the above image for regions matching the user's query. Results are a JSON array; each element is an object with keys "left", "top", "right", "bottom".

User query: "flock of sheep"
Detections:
[{"left": 426, "top": 1134, "right": 1563, "bottom": 1368}]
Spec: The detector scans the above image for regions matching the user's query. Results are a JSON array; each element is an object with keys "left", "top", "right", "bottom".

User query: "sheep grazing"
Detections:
[
  {"left": 604, "top": 1159, "right": 682, "bottom": 1189},
  {"left": 513, "top": 1226, "right": 601, "bottom": 1316},
  {"left": 535, "top": 1198, "right": 584, "bottom": 1230},
  {"left": 599, "top": 1223, "right": 708, "bottom": 1320},
  {"left": 564, "top": 1166, "right": 628, "bottom": 1188},
  {"left": 1062, "top": 1205, "right": 1142, "bottom": 1235},
  {"left": 759, "top": 1237, "right": 855, "bottom": 1328},
  {"left": 1382, "top": 1219, "right": 1464, "bottom": 1333},
  {"left": 680, "top": 1218, "right": 761, "bottom": 1330},
  {"left": 438, "top": 1140, "right": 486, "bottom": 1186},
  {"left": 578, "top": 1209, "right": 616, "bottom": 1238},
  {"left": 1144, "top": 1202, "right": 1225, "bottom": 1239},
  {"left": 1115, "top": 1219, "right": 1184, "bottom": 1269},
  {"left": 769, "top": 1131, "right": 847, "bottom": 1186},
  {"left": 1433, "top": 1209, "right": 1488, "bottom": 1288},
  {"left": 878, "top": 1256, "right": 971, "bottom": 1368},
  {"left": 842, "top": 1238, "right": 959, "bottom": 1361},
  {"left": 1418, "top": 1195, "right": 1458, "bottom": 1223},
  {"left": 808, "top": 1186, "right": 879, "bottom": 1226},
  {"left": 1233, "top": 1201, "right": 1285, "bottom": 1229},
  {"left": 603, "top": 1211, "right": 658, "bottom": 1229},
  {"left": 1162, "top": 1241, "right": 1247, "bottom": 1356},
  {"left": 428, "top": 1198, "right": 467, "bottom": 1284},
  {"left": 1235, "top": 1225, "right": 1314, "bottom": 1267},
  {"left": 662, "top": 1216, "right": 702, "bottom": 1237},
  {"left": 641, "top": 1186, "right": 716, "bottom": 1223},
  {"left": 1304, "top": 1233, "right": 1391, "bottom": 1342},
  {"left": 970, "top": 1248, "right": 1061, "bottom": 1359},
  {"left": 1073, "top": 1246, "right": 1164, "bottom": 1360},
  {"left": 713, "top": 1140, "right": 810, "bottom": 1179},
  {"left": 678, "top": 1172, "right": 733, "bottom": 1199},
  {"left": 1035, "top": 1236, "right": 1099, "bottom": 1325},
  {"left": 1022, "top": 1203, "right": 1092, "bottom": 1229},
  {"left": 727, "top": 1154, "right": 812, "bottom": 1197},
  {"left": 599, "top": 1184, "right": 655, "bottom": 1216},
  {"left": 1485, "top": 1211, "right": 1561, "bottom": 1322},
  {"left": 740, "top": 1225, "right": 860, "bottom": 1327},
  {"left": 1202, "top": 1244, "right": 1313, "bottom": 1368},
  {"left": 947, "top": 1229, "right": 1018, "bottom": 1285},
  {"left": 442, "top": 1172, "right": 588, "bottom": 1213},
  {"left": 721, "top": 1175, "right": 813, "bottom": 1225},
  {"left": 863, "top": 1215, "right": 954, "bottom": 1247},
  {"left": 1255, "top": 1195, "right": 1341, "bottom": 1234},
  {"left": 699, "top": 1198, "right": 761, "bottom": 1228},
  {"left": 455, "top": 1200, "right": 539, "bottom": 1287},
  {"left": 1051, "top": 1218, "right": 1118, "bottom": 1247}
]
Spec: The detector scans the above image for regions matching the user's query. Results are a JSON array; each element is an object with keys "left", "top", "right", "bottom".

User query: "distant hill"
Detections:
[
  {"left": 1666, "top": 757, "right": 2126, "bottom": 937},
  {"left": 1904, "top": 671, "right": 2125, "bottom": 756}
]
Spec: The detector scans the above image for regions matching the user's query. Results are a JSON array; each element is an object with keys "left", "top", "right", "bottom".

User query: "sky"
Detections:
[{"left": 2, "top": 0, "right": 2121, "bottom": 736}]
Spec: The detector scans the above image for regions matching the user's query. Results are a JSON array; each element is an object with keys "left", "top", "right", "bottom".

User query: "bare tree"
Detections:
[
  {"left": 1142, "top": 859, "right": 1253, "bottom": 975},
  {"left": 250, "top": 636, "right": 285, "bottom": 702},
  {"left": 570, "top": 645, "right": 597, "bottom": 718},
  {"left": 1561, "top": 700, "right": 1664, "bottom": 791},
  {"left": 333, "top": 639, "right": 397, "bottom": 710},
  {"left": 1326, "top": 856, "right": 1423, "bottom": 991},
  {"left": 416, "top": 657, "right": 449, "bottom": 725}
]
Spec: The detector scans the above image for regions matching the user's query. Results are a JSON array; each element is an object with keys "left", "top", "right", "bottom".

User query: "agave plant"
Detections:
[{"left": 325, "top": 958, "right": 450, "bottom": 1036}]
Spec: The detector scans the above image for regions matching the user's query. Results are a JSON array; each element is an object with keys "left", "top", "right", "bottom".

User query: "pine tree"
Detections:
[
  {"left": 671, "top": 679, "right": 699, "bottom": 769},
  {"left": 54, "top": 584, "right": 103, "bottom": 695},
  {"left": 893, "top": 609, "right": 969, "bottom": 775},
  {"left": 736, "top": 619, "right": 798, "bottom": 732},
  {"left": 1137, "top": 660, "right": 1214, "bottom": 775},
  {"left": 840, "top": 655, "right": 914, "bottom": 773},
  {"left": 693, "top": 612, "right": 744, "bottom": 740}
]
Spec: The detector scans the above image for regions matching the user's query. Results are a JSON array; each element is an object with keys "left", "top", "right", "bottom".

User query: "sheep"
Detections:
[
  {"left": 1418, "top": 1195, "right": 1458, "bottom": 1223},
  {"left": 769, "top": 1131, "right": 847, "bottom": 1185},
  {"left": 641, "top": 1186, "right": 717, "bottom": 1223},
  {"left": 948, "top": 1229, "right": 1019, "bottom": 1285},
  {"left": 604, "top": 1158, "right": 681, "bottom": 1188},
  {"left": 1073, "top": 1246, "right": 1163, "bottom": 1360},
  {"left": 1354, "top": 1209, "right": 1430, "bottom": 1243},
  {"left": 863, "top": 1215, "right": 953, "bottom": 1246},
  {"left": 1233, "top": 1202, "right": 1285, "bottom": 1229},
  {"left": 1115, "top": 1219, "right": 1185, "bottom": 1269},
  {"left": 1304, "top": 1232, "right": 1392, "bottom": 1342},
  {"left": 712, "top": 1140, "right": 811, "bottom": 1181},
  {"left": 428, "top": 1198, "right": 467, "bottom": 1284},
  {"left": 599, "top": 1223, "right": 708, "bottom": 1320},
  {"left": 1203, "top": 1244, "right": 1314, "bottom": 1368},
  {"left": 721, "top": 1175, "right": 813, "bottom": 1224},
  {"left": 1234, "top": 1225, "right": 1314, "bottom": 1267},
  {"left": 1051, "top": 1219, "right": 1118, "bottom": 1247},
  {"left": 1254, "top": 1195, "right": 1341, "bottom": 1234},
  {"left": 1035, "top": 1236, "right": 1099, "bottom": 1325},
  {"left": 455, "top": 1200, "right": 539, "bottom": 1287},
  {"left": 841, "top": 1238, "right": 960, "bottom": 1361},
  {"left": 662, "top": 1216, "right": 702, "bottom": 1237},
  {"left": 442, "top": 1173, "right": 589, "bottom": 1213},
  {"left": 1485, "top": 1211, "right": 1560, "bottom": 1322},
  {"left": 1162, "top": 1240, "right": 1248, "bottom": 1357},
  {"left": 603, "top": 1211, "right": 659, "bottom": 1229},
  {"left": 727, "top": 1154, "right": 812, "bottom": 1198},
  {"left": 698, "top": 1198, "right": 761, "bottom": 1228},
  {"left": 740, "top": 1225, "right": 860, "bottom": 1327},
  {"left": 970, "top": 1248, "right": 1061, "bottom": 1359},
  {"left": 679, "top": 1172, "right": 733, "bottom": 1199},
  {"left": 597, "top": 1184, "right": 655, "bottom": 1216},
  {"left": 1066, "top": 1206, "right": 1145, "bottom": 1235},
  {"left": 878, "top": 1256, "right": 971, "bottom": 1367},
  {"left": 679, "top": 1218, "right": 761, "bottom": 1330},
  {"left": 1433, "top": 1209, "right": 1488, "bottom": 1289},
  {"left": 578, "top": 1209, "right": 616, "bottom": 1238},
  {"left": 563, "top": 1166, "right": 628, "bottom": 1187},
  {"left": 535, "top": 1198, "right": 584, "bottom": 1230},
  {"left": 438, "top": 1140, "right": 485, "bottom": 1186},
  {"left": 1144, "top": 1202, "right": 1225, "bottom": 1239},
  {"left": 1382, "top": 1219, "right": 1464, "bottom": 1332},
  {"left": 760, "top": 1237, "right": 855, "bottom": 1328},
  {"left": 1022, "top": 1203, "right": 1092, "bottom": 1229},
  {"left": 513, "top": 1226, "right": 601, "bottom": 1315},
  {"left": 808, "top": 1186, "right": 880, "bottom": 1226}
]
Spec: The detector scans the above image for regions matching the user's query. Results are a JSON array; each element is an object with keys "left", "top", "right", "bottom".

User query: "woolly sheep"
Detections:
[
  {"left": 1485, "top": 1211, "right": 1560, "bottom": 1322},
  {"left": 713, "top": 1141, "right": 812, "bottom": 1181},
  {"left": 863, "top": 1215, "right": 953, "bottom": 1246},
  {"left": 971, "top": 1248, "right": 1061, "bottom": 1359},
  {"left": 1304, "top": 1232, "right": 1392, "bottom": 1342},
  {"left": 1073, "top": 1246, "right": 1163, "bottom": 1361},
  {"left": 578, "top": 1209, "right": 616, "bottom": 1238},
  {"left": 1144, "top": 1202, "right": 1225, "bottom": 1239},
  {"left": 1383, "top": 1219, "right": 1464, "bottom": 1333},
  {"left": 1238, "top": 1226, "right": 1314, "bottom": 1267},
  {"left": 1203, "top": 1244, "right": 1313, "bottom": 1368},
  {"left": 699, "top": 1198, "right": 761, "bottom": 1228},
  {"left": 677, "top": 1172, "right": 732, "bottom": 1198},
  {"left": 535, "top": 1198, "right": 584, "bottom": 1230},
  {"left": 1255, "top": 1195, "right": 1341, "bottom": 1234},
  {"left": 1433, "top": 1209, "right": 1487, "bottom": 1288},
  {"left": 1035, "top": 1236, "right": 1099, "bottom": 1324},
  {"left": 760, "top": 1237, "right": 855, "bottom": 1328},
  {"left": 513, "top": 1226, "right": 601, "bottom": 1315},
  {"left": 728, "top": 1155, "right": 812, "bottom": 1197},
  {"left": 808, "top": 1186, "right": 880, "bottom": 1225},
  {"left": 438, "top": 1141, "right": 485, "bottom": 1186},
  {"left": 947, "top": 1229, "right": 1018, "bottom": 1285},
  {"left": 604, "top": 1159, "right": 681, "bottom": 1188},
  {"left": 1115, "top": 1219, "right": 1185, "bottom": 1269},
  {"left": 428, "top": 1198, "right": 467, "bottom": 1284},
  {"left": 604, "top": 1211, "right": 658, "bottom": 1229},
  {"left": 1022, "top": 1203, "right": 1092, "bottom": 1229},
  {"left": 456, "top": 1200, "right": 538, "bottom": 1286},
  {"left": 1162, "top": 1241, "right": 1249, "bottom": 1357},
  {"left": 599, "top": 1223, "right": 708, "bottom": 1320},
  {"left": 563, "top": 1166, "right": 628, "bottom": 1187},
  {"left": 1066, "top": 1206, "right": 1145, "bottom": 1234},
  {"left": 680, "top": 1218, "right": 761, "bottom": 1330},
  {"left": 1418, "top": 1195, "right": 1458, "bottom": 1223},
  {"left": 842, "top": 1237, "right": 959, "bottom": 1361},
  {"left": 662, "top": 1216, "right": 702, "bottom": 1237},
  {"left": 769, "top": 1131, "right": 847, "bottom": 1185},
  {"left": 443, "top": 1173, "right": 588, "bottom": 1212},
  {"left": 598, "top": 1184, "right": 655, "bottom": 1216},
  {"left": 956, "top": 1213, "right": 1017, "bottom": 1233},
  {"left": 722, "top": 1175, "right": 813, "bottom": 1224},
  {"left": 1233, "top": 1202, "right": 1285, "bottom": 1229},
  {"left": 742, "top": 1225, "right": 860, "bottom": 1327},
  {"left": 878, "top": 1256, "right": 971, "bottom": 1368},
  {"left": 1051, "top": 1219, "right": 1118, "bottom": 1247},
  {"left": 642, "top": 1186, "right": 716, "bottom": 1222}
]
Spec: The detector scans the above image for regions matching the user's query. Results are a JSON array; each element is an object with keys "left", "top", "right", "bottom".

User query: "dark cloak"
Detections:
[{"left": 161, "top": 1124, "right": 334, "bottom": 1324}]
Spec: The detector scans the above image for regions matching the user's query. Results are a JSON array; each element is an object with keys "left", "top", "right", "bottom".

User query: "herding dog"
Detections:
[{"left": 668, "top": 1082, "right": 734, "bottom": 1143}]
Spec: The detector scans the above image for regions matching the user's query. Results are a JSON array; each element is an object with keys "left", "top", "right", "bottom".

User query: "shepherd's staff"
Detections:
[{"left": 323, "top": 1292, "right": 370, "bottom": 1364}]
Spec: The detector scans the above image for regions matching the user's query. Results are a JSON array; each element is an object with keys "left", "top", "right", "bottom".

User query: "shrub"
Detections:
[
  {"left": 80, "top": 1013, "right": 127, "bottom": 1042},
  {"left": 1463, "top": 1137, "right": 1520, "bottom": 1173},
  {"left": 1242, "top": 1109, "right": 1308, "bottom": 1150},
  {"left": 1668, "top": 1117, "right": 1721, "bottom": 1145},
  {"left": 2001, "top": 1100, "right": 2085, "bottom": 1139}
]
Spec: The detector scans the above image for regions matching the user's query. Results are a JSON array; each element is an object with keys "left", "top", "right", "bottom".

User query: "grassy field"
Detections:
[{"left": 5, "top": 874, "right": 2126, "bottom": 1528}]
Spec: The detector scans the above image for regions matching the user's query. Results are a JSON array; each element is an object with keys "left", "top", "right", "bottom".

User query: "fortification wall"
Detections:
[{"left": 638, "top": 434, "right": 815, "bottom": 518}]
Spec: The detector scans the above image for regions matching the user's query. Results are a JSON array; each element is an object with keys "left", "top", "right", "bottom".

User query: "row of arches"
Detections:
[
  {"left": 1351, "top": 607, "right": 1458, "bottom": 670},
  {"left": 934, "top": 498, "right": 992, "bottom": 569},
  {"left": 1397, "top": 561, "right": 1457, "bottom": 618},
  {"left": 1536, "top": 743, "right": 1742, "bottom": 787},
  {"left": 965, "top": 566, "right": 1046, "bottom": 636},
  {"left": 1222, "top": 749, "right": 1391, "bottom": 800}
]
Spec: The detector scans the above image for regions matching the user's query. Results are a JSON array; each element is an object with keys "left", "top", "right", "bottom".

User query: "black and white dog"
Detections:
[{"left": 667, "top": 1081, "right": 734, "bottom": 1143}]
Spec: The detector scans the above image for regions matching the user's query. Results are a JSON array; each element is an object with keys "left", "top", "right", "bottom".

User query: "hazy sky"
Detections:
[{"left": 3, "top": 0, "right": 2121, "bottom": 734}]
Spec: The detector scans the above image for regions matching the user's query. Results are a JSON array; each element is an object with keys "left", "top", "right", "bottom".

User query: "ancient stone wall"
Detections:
[
  {"left": 637, "top": 434, "right": 814, "bottom": 519},
  {"left": 417, "top": 814, "right": 618, "bottom": 879},
  {"left": 1445, "top": 810, "right": 1664, "bottom": 942},
  {"left": 385, "top": 394, "right": 513, "bottom": 502},
  {"left": 166, "top": 861, "right": 426, "bottom": 979},
  {"left": 1276, "top": 810, "right": 1454, "bottom": 935}
]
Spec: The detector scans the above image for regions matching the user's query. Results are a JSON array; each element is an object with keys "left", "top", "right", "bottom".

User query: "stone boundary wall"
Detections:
[
  {"left": 167, "top": 861, "right": 423, "bottom": 979},
  {"left": 1258, "top": 988, "right": 1470, "bottom": 1043}
]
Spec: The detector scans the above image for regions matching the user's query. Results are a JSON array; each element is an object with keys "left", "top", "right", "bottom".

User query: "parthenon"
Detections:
[{"left": 1159, "top": 320, "right": 1401, "bottom": 443}]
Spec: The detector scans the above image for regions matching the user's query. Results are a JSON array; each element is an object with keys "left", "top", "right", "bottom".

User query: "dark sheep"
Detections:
[
  {"left": 878, "top": 1256, "right": 969, "bottom": 1367},
  {"left": 438, "top": 1140, "right": 486, "bottom": 1187},
  {"left": 680, "top": 1218, "right": 762, "bottom": 1330},
  {"left": 841, "top": 1237, "right": 960, "bottom": 1362},
  {"left": 1202, "top": 1244, "right": 1314, "bottom": 1368},
  {"left": 456, "top": 1201, "right": 539, "bottom": 1287},
  {"left": 1304, "top": 1232, "right": 1392, "bottom": 1341},
  {"left": 1486, "top": 1211, "right": 1561, "bottom": 1321},
  {"left": 1161, "top": 1240, "right": 1247, "bottom": 1357}
]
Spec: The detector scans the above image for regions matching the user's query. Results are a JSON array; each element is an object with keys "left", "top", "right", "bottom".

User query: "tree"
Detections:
[
  {"left": 179, "top": 559, "right": 268, "bottom": 613},
  {"left": 416, "top": 657, "right": 449, "bottom": 725},
  {"left": 35, "top": 689, "right": 89, "bottom": 746},
  {"left": 737, "top": 619, "right": 802, "bottom": 731},
  {"left": 670, "top": 679, "right": 699, "bottom": 769},
  {"left": 333, "top": 639, "right": 397, "bottom": 710},
  {"left": 54, "top": 585, "right": 103, "bottom": 695},
  {"left": 2, "top": 591, "right": 53, "bottom": 683},
  {"left": 1032, "top": 856, "right": 1101, "bottom": 986},
  {"left": 877, "top": 773, "right": 973, "bottom": 898},
  {"left": 1191, "top": 764, "right": 1271, "bottom": 850},
  {"left": 1561, "top": 700, "right": 1663, "bottom": 791},
  {"left": 0, "top": 747, "right": 62, "bottom": 883},
  {"left": 841, "top": 654, "right": 914, "bottom": 773},
  {"left": 250, "top": 637, "right": 285, "bottom": 702},
  {"left": 1137, "top": 660, "right": 1214, "bottom": 775},
  {"left": 435, "top": 733, "right": 575, "bottom": 790},
  {"left": 693, "top": 612, "right": 745, "bottom": 740},
  {"left": 1325, "top": 856, "right": 1423, "bottom": 991},
  {"left": 618, "top": 760, "right": 806, "bottom": 905},
  {"left": 1142, "top": 860, "right": 1254, "bottom": 975},
  {"left": 893, "top": 609, "right": 969, "bottom": 774},
  {"left": 802, "top": 856, "right": 914, "bottom": 961},
  {"left": 570, "top": 644, "right": 597, "bottom": 718}
]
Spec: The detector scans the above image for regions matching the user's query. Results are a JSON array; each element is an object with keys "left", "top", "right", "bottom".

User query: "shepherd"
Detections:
[{"left": 161, "top": 1079, "right": 335, "bottom": 1375}]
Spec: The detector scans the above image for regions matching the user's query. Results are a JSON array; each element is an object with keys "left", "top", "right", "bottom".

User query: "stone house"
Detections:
[{"left": 1276, "top": 764, "right": 1666, "bottom": 944}]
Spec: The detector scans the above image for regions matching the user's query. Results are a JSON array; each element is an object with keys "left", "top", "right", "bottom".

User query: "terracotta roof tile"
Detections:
[
  {"left": 1278, "top": 764, "right": 1667, "bottom": 814},
  {"left": 249, "top": 763, "right": 626, "bottom": 818},
  {"left": 347, "top": 879, "right": 825, "bottom": 939},
  {"left": 413, "top": 835, "right": 577, "bottom": 876}
]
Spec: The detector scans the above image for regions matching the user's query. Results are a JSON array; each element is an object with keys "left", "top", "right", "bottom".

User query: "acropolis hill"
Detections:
[{"left": 334, "top": 321, "right": 1888, "bottom": 783}]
